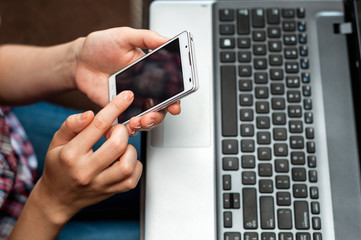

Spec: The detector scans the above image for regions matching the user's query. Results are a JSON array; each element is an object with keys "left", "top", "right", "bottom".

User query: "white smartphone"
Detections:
[{"left": 108, "top": 30, "right": 198, "bottom": 124}]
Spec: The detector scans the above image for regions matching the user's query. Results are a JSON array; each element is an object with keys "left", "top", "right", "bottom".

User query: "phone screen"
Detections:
[{"left": 115, "top": 38, "right": 184, "bottom": 123}]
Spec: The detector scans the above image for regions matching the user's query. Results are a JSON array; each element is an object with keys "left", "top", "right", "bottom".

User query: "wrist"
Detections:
[
  {"left": 66, "top": 37, "right": 86, "bottom": 90},
  {"left": 28, "top": 177, "right": 75, "bottom": 227}
]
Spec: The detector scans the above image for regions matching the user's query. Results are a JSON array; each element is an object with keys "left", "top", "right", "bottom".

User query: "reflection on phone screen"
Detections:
[{"left": 115, "top": 38, "right": 184, "bottom": 123}]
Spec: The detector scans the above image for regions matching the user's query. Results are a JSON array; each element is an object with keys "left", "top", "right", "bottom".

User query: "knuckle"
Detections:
[
  {"left": 72, "top": 173, "right": 92, "bottom": 187},
  {"left": 92, "top": 114, "right": 109, "bottom": 131},
  {"left": 123, "top": 177, "right": 138, "bottom": 191},
  {"left": 59, "top": 147, "right": 77, "bottom": 166},
  {"left": 119, "top": 161, "right": 134, "bottom": 178}
]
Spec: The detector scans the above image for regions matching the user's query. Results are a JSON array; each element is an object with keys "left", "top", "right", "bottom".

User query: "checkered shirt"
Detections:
[{"left": 0, "top": 107, "right": 37, "bottom": 239}]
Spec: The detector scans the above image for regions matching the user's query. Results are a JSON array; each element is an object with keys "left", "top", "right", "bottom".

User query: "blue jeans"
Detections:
[{"left": 13, "top": 102, "right": 140, "bottom": 240}]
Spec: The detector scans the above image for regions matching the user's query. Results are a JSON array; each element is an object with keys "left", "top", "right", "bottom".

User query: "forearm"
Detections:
[
  {"left": 8, "top": 178, "right": 74, "bottom": 240},
  {"left": 0, "top": 38, "right": 85, "bottom": 105}
]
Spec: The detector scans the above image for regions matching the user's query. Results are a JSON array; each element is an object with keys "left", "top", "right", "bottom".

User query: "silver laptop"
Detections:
[{"left": 141, "top": 1, "right": 361, "bottom": 239}]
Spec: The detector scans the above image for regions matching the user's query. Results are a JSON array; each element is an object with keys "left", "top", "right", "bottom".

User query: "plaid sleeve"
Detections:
[{"left": 0, "top": 107, "right": 37, "bottom": 239}]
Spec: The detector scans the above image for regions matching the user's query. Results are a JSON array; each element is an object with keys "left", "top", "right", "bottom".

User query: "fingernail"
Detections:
[
  {"left": 146, "top": 122, "right": 155, "bottom": 128},
  {"left": 123, "top": 91, "right": 134, "bottom": 101},
  {"left": 134, "top": 125, "right": 142, "bottom": 129},
  {"left": 79, "top": 111, "right": 90, "bottom": 121}
]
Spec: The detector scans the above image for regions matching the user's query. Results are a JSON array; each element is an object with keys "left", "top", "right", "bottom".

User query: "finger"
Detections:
[
  {"left": 166, "top": 101, "right": 181, "bottom": 115},
  {"left": 127, "top": 116, "right": 142, "bottom": 135},
  {"left": 105, "top": 160, "right": 143, "bottom": 193},
  {"left": 70, "top": 91, "right": 134, "bottom": 153},
  {"left": 95, "top": 144, "right": 140, "bottom": 188},
  {"left": 49, "top": 111, "right": 94, "bottom": 150},
  {"left": 90, "top": 124, "right": 129, "bottom": 172},
  {"left": 120, "top": 27, "right": 169, "bottom": 50}
]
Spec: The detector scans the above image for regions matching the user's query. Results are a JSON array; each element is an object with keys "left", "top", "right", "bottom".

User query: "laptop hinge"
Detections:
[{"left": 334, "top": 22, "right": 353, "bottom": 34}]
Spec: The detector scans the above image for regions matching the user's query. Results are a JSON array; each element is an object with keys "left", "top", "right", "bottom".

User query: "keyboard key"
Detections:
[
  {"left": 300, "top": 45, "right": 308, "bottom": 56},
  {"left": 257, "top": 116, "right": 270, "bottom": 129},
  {"left": 304, "top": 99, "right": 312, "bottom": 110},
  {"left": 283, "top": 21, "right": 296, "bottom": 31},
  {"left": 270, "top": 69, "right": 283, "bottom": 80},
  {"left": 240, "top": 94, "right": 253, "bottom": 106},
  {"left": 242, "top": 155, "right": 256, "bottom": 168},
  {"left": 219, "top": 9, "right": 235, "bottom": 21},
  {"left": 279, "top": 232, "right": 293, "bottom": 240},
  {"left": 244, "top": 232, "right": 258, "bottom": 240},
  {"left": 241, "top": 140, "right": 255, "bottom": 152},
  {"left": 262, "top": 233, "right": 276, "bottom": 240},
  {"left": 275, "top": 159, "right": 289, "bottom": 172},
  {"left": 311, "top": 201, "right": 320, "bottom": 214},
  {"left": 299, "top": 33, "right": 307, "bottom": 44},
  {"left": 308, "top": 156, "right": 317, "bottom": 168},
  {"left": 310, "top": 186, "right": 319, "bottom": 199},
  {"left": 286, "top": 76, "right": 300, "bottom": 88},
  {"left": 241, "top": 124, "right": 254, "bottom": 136},
  {"left": 289, "top": 120, "right": 303, "bottom": 133},
  {"left": 304, "top": 112, "right": 313, "bottom": 123},
  {"left": 269, "top": 54, "right": 283, "bottom": 66},
  {"left": 273, "top": 128, "right": 287, "bottom": 141},
  {"left": 223, "top": 175, "right": 232, "bottom": 190},
  {"left": 278, "top": 209, "right": 293, "bottom": 229},
  {"left": 223, "top": 140, "right": 238, "bottom": 154},
  {"left": 243, "top": 188, "right": 258, "bottom": 229},
  {"left": 260, "top": 196, "right": 275, "bottom": 229},
  {"left": 238, "top": 38, "right": 251, "bottom": 48},
  {"left": 224, "top": 211, "right": 233, "bottom": 227},
  {"left": 274, "top": 143, "right": 288, "bottom": 156},
  {"left": 253, "top": 44, "right": 267, "bottom": 55},
  {"left": 238, "top": 51, "right": 252, "bottom": 62},
  {"left": 313, "top": 233, "right": 322, "bottom": 240},
  {"left": 284, "top": 48, "right": 298, "bottom": 59},
  {"left": 272, "top": 98, "right": 286, "bottom": 110},
  {"left": 255, "top": 87, "right": 269, "bottom": 98},
  {"left": 220, "top": 38, "right": 235, "bottom": 48},
  {"left": 284, "top": 34, "right": 297, "bottom": 45},
  {"left": 224, "top": 232, "right": 241, "bottom": 240},
  {"left": 242, "top": 171, "right": 257, "bottom": 185},
  {"left": 254, "top": 58, "right": 268, "bottom": 69},
  {"left": 255, "top": 72, "right": 268, "bottom": 83},
  {"left": 291, "top": 152, "right": 305, "bottom": 165},
  {"left": 269, "top": 40, "right": 282, "bottom": 52},
  {"left": 257, "top": 132, "right": 271, "bottom": 144},
  {"left": 239, "top": 65, "right": 252, "bottom": 76},
  {"left": 293, "top": 184, "right": 308, "bottom": 198},
  {"left": 270, "top": 83, "right": 284, "bottom": 94},
  {"left": 288, "top": 105, "right": 302, "bottom": 118},
  {"left": 258, "top": 147, "right": 272, "bottom": 160},
  {"left": 221, "top": 52, "right": 236, "bottom": 62},
  {"left": 297, "top": 8, "right": 306, "bottom": 18},
  {"left": 309, "top": 170, "right": 317, "bottom": 182},
  {"left": 239, "top": 79, "right": 252, "bottom": 91},
  {"left": 282, "top": 9, "right": 295, "bottom": 18},
  {"left": 267, "top": 8, "right": 280, "bottom": 24},
  {"left": 237, "top": 9, "right": 250, "bottom": 34},
  {"left": 256, "top": 101, "right": 269, "bottom": 113},
  {"left": 252, "top": 8, "right": 265, "bottom": 28},
  {"left": 220, "top": 24, "right": 235, "bottom": 35},
  {"left": 298, "top": 21, "right": 306, "bottom": 32},
  {"left": 307, "top": 141, "right": 316, "bottom": 153},
  {"left": 240, "top": 109, "right": 254, "bottom": 121},
  {"left": 259, "top": 179, "right": 273, "bottom": 193},
  {"left": 301, "top": 72, "right": 310, "bottom": 83},
  {"left": 253, "top": 30, "right": 266, "bottom": 41},
  {"left": 302, "top": 85, "right": 311, "bottom": 96},
  {"left": 223, "top": 157, "right": 239, "bottom": 170},
  {"left": 312, "top": 217, "right": 322, "bottom": 230},
  {"left": 276, "top": 175, "right": 290, "bottom": 189},
  {"left": 296, "top": 233, "right": 310, "bottom": 240},
  {"left": 258, "top": 163, "right": 272, "bottom": 176},
  {"left": 277, "top": 192, "right": 291, "bottom": 206},
  {"left": 287, "top": 91, "right": 301, "bottom": 103},
  {"left": 268, "top": 27, "right": 281, "bottom": 38},
  {"left": 292, "top": 168, "right": 307, "bottom": 181},
  {"left": 294, "top": 201, "right": 310, "bottom": 229},
  {"left": 221, "top": 66, "right": 237, "bottom": 136},
  {"left": 290, "top": 136, "right": 304, "bottom": 149},
  {"left": 224, "top": 193, "right": 232, "bottom": 209}
]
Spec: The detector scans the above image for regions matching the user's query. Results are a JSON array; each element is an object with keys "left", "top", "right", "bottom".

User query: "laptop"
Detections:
[{"left": 141, "top": 0, "right": 361, "bottom": 239}]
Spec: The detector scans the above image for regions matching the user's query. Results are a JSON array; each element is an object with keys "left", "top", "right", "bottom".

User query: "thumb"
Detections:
[{"left": 49, "top": 110, "right": 94, "bottom": 149}]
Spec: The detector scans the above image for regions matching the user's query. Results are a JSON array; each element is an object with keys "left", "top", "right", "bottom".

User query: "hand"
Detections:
[
  {"left": 31, "top": 91, "right": 142, "bottom": 225},
  {"left": 74, "top": 27, "right": 181, "bottom": 134}
]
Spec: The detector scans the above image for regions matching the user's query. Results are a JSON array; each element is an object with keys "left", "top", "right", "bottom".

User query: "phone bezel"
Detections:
[{"left": 108, "top": 30, "right": 198, "bottom": 124}]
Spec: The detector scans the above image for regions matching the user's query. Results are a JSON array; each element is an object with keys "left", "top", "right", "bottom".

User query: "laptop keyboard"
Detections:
[{"left": 216, "top": 7, "right": 323, "bottom": 240}]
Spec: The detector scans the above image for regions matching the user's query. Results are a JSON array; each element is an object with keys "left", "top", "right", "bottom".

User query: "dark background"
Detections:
[{"left": 0, "top": 0, "right": 140, "bottom": 111}]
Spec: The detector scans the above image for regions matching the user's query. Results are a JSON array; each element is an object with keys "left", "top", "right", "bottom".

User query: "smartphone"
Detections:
[{"left": 108, "top": 30, "right": 198, "bottom": 124}]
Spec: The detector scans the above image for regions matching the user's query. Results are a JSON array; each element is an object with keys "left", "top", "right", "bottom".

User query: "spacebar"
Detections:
[{"left": 221, "top": 66, "right": 237, "bottom": 136}]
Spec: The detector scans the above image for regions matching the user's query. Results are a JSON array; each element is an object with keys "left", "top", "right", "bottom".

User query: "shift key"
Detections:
[
  {"left": 294, "top": 201, "right": 310, "bottom": 229},
  {"left": 243, "top": 188, "right": 258, "bottom": 229}
]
